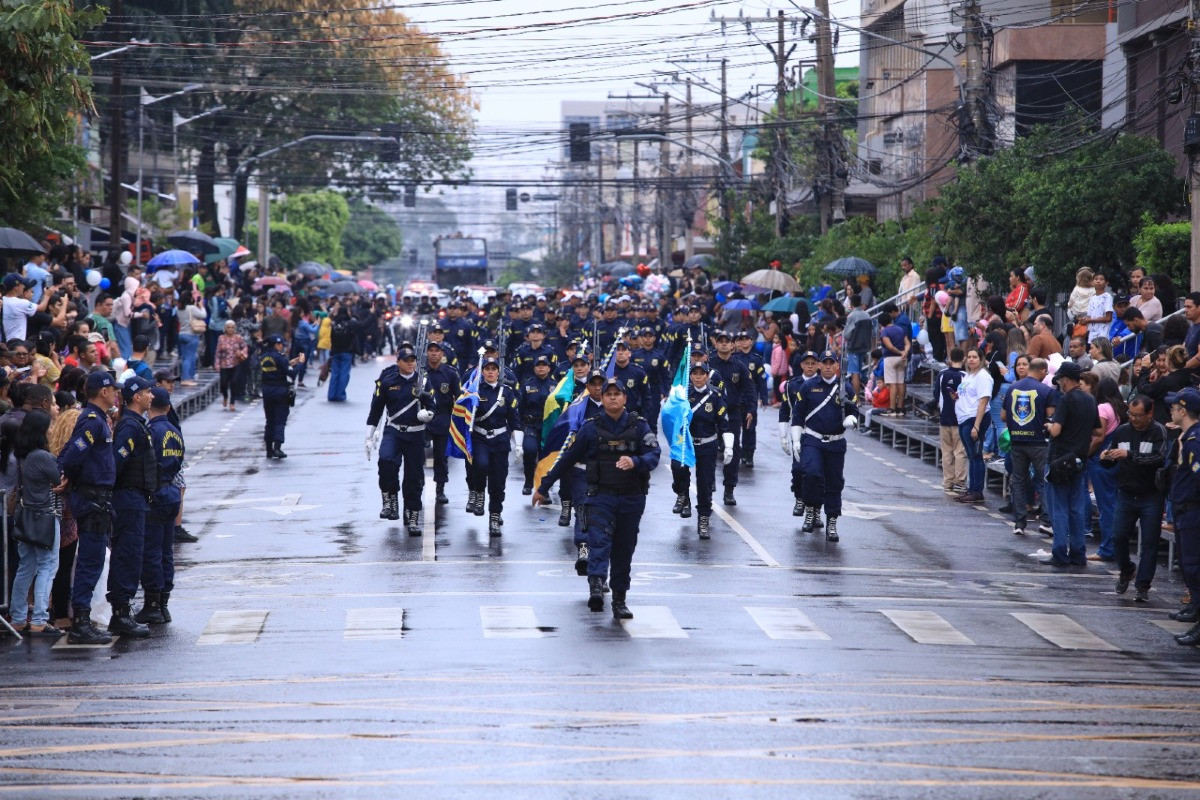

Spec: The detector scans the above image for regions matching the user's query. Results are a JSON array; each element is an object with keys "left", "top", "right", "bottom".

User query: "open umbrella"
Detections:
[
  {"left": 147, "top": 249, "right": 200, "bottom": 269},
  {"left": 253, "top": 276, "right": 290, "bottom": 290},
  {"left": 358, "top": 279, "right": 379, "bottom": 291},
  {"left": 684, "top": 253, "right": 715, "bottom": 269},
  {"left": 762, "top": 296, "right": 801, "bottom": 313},
  {"left": 308, "top": 278, "right": 334, "bottom": 289},
  {"left": 823, "top": 256, "right": 877, "bottom": 277},
  {"left": 741, "top": 269, "right": 800, "bottom": 293},
  {"left": 204, "top": 237, "right": 238, "bottom": 265},
  {"left": 326, "top": 281, "right": 361, "bottom": 295},
  {"left": 713, "top": 280, "right": 740, "bottom": 294},
  {"left": 600, "top": 261, "right": 635, "bottom": 278},
  {"left": 167, "top": 230, "right": 219, "bottom": 255},
  {"left": 296, "top": 261, "right": 326, "bottom": 277},
  {"left": 722, "top": 298, "right": 760, "bottom": 311},
  {"left": 0, "top": 227, "right": 45, "bottom": 258},
  {"left": 667, "top": 268, "right": 685, "bottom": 278}
]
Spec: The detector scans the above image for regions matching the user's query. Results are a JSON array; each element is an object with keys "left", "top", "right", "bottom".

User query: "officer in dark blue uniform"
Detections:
[
  {"left": 518, "top": 355, "right": 556, "bottom": 494},
  {"left": 479, "top": 339, "right": 519, "bottom": 387},
  {"left": 708, "top": 331, "right": 756, "bottom": 505},
  {"left": 734, "top": 331, "right": 768, "bottom": 468},
  {"left": 590, "top": 301, "right": 624, "bottom": 353},
  {"left": 136, "top": 387, "right": 184, "bottom": 626},
  {"left": 426, "top": 325, "right": 460, "bottom": 370},
  {"left": 60, "top": 371, "right": 120, "bottom": 644},
  {"left": 513, "top": 323, "right": 559, "bottom": 383},
  {"left": 562, "top": 370, "right": 607, "bottom": 574},
  {"left": 1165, "top": 389, "right": 1200, "bottom": 644},
  {"left": 108, "top": 375, "right": 158, "bottom": 638},
  {"left": 548, "top": 352, "right": 594, "bottom": 530},
  {"left": 670, "top": 362, "right": 733, "bottom": 538},
  {"left": 533, "top": 377, "right": 661, "bottom": 619},
  {"left": 644, "top": 301, "right": 668, "bottom": 341},
  {"left": 632, "top": 328, "right": 669, "bottom": 434},
  {"left": 424, "top": 339, "right": 460, "bottom": 506},
  {"left": 468, "top": 356, "right": 522, "bottom": 535},
  {"left": 367, "top": 342, "right": 433, "bottom": 534},
  {"left": 779, "top": 351, "right": 820, "bottom": 521},
  {"left": 443, "top": 302, "right": 475, "bottom": 364},
  {"left": 664, "top": 305, "right": 696, "bottom": 372},
  {"left": 790, "top": 350, "right": 860, "bottom": 542},
  {"left": 610, "top": 341, "right": 651, "bottom": 417},
  {"left": 260, "top": 334, "right": 303, "bottom": 459}
]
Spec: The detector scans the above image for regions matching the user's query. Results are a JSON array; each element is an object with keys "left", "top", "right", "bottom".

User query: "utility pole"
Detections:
[
  {"left": 961, "top": 0, "right": 992, "bottom": 159},
  {"left": 814, "top": 0, "right": 844, "bottom": 233},
  {"left": 684, "top": 77, "right": 695, "bottom": 261},
  {"left": 109, "top": 0, "right": 124, "bottom": 252},
  {"left": 659, "top": 91, "right": 670, "bottom": 269},
  {"left": 1189, "top": 0, "right": 1200, "bottom": 291}
]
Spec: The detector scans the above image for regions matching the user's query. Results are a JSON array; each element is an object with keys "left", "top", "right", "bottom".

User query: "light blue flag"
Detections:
[{"left": 658, "top": 352, "right": 695, "bottom": 468}]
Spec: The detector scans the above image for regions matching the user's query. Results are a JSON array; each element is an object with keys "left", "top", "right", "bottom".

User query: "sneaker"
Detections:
[
  {"left": 1134, "top": 587, "right": 1150, "bottom": 603},
  {"left": 1012, "top": 522, "right": 1026, "bottom": 536},
  {"left": 1115, "top": 571, "right": 1134, "bottom": 595},
  {"left": 1038, "top": 522, "right": 1054, "bottom": 536}
]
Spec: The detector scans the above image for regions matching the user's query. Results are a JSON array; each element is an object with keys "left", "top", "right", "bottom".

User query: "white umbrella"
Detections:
[{"left": 740, "top": 269, "right": 800, "bottom": 293}]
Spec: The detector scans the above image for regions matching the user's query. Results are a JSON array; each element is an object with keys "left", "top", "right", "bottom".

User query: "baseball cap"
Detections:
[
  {"left": 1054, "top": 361, "right": 1083, "bottom": 383},
  {"left": 533, "top": 354, "right": 551, "bottom": 366},
  {"left": 149, "top": 387, "right": 172, "bottom": 408},
  {"left": 265, "top": 334, "right": 285, "bottom": 346},
  {"left": 85, "top": 370, "right": 115, "bottom": 393},
  {"left": 1165, "top": 388, "right": 1200, "bottom": 414},
  {"left": 800, "top": 350, "right": 819, "bottom": 362},
  {"left": 481, "top": 356, "right": 500, "bottom": 368},
  {"left": 121, "top": 375, "right": 154, "bottom": 401},
  {"left": 425, "top": 340, "right": 443, "bottom": 351},
  {"left": 734, "top": 331, "right": 753, "bottom": 340},
  {"left": 689, "top": 362, "right": 709, "bottom": 374},
  {"left": 527, "top": 323, "right": 545, "bottom": 333},
  {"left": 586, "top": 369, "right": 606, "bottom": 383},
  {"left": 819, "top": 349, "right": 838, "bottom": 363},
  {"left": 601, "top": 377, "right": 626, "bottom": 393},
  {"left": 714, "top": 331, "right": 732, "bottom": 341},
  {"left": 481, "top": 339, "right": 498, "bottom": 351},
  {"left": 154, "top": 369, "right": 180, "bottom": 383},
  {"left": 615, "top": 340, "right": 631, "bottom": 350},
  {"left": 396, "top": 344, "right": 417, "bottom": 360},
  {"left": 86, "top": 332, "right": 105, "bottom": 344}
]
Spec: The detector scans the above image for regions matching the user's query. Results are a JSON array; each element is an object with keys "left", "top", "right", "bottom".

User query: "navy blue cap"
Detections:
[
  {"left": 689, "top": 362, "right": 709, "bottom": 374},
  {"left": 601, "top": 377, "right": 626, "bottom": 393},
  {"left": 800, "top": 350, "right": 819, "bottom": 362},
  {"left": 425, "top": 339, "right": 443, "bottom": 351},
  {"left": 149, "top": 387, "right": 172, "bottom": 408},
  {"left": 396, "top": 344, "right": 417, "bottom": 360},
  {"left": 571, "top": 351, "right": 589, "bottom": 364},
  {"left": 121, "top": 375, "right": 154, "bottom": 401},
  {"left": 85, "top": 370, "right": 114, "bottom": 393},
  {"left": 482, "top": 339, "right": 498, "bottom": 351},
  {"left": 615, "top": 340, "right": 631, "bottom": 350},
  {"left": 586, "top": 369, "right": 606, "bottom": 382},
  {"left": 481, "top": 356, "right": 500, "bottom": 368},
  {"left": 1166, "top": 388, "right": 1200, "bottom": 413},
  {"left": 265, "top": 334, "right": 285, "bottom": 346},
  {"left": 734, "top": 330, "right": 753, "bottom": 340},
  {"left": 819, "top": 349, "right": 838, "bottom": 363},
  {"left": 713, "top": 331, "right": 732, "bottom": 341},
  {"left": 1054, "top": 361, "right": 1083, "bottom": 383},
  {"left": 527, "top": 323, "right": 545, "bottom": 333},
  {"left": 429, "top": 324, "right": 446, "bottom": 334},
  {"left": 533, "top": 354, "right": 551, "bottom": 365}
]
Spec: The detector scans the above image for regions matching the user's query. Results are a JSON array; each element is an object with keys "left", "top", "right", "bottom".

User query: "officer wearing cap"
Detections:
[
  {"left": 780, "top": 350, "right": 821, "bottom": 522},
  {"left": 609, "top": 340, "right": 651, "bottom": 418},
  {"left": 514, "top": 323, "right": 559, "bottom": 382},
  {"left": 426, "top": 324, "right": 459, "bottom": 370},
  {"left": 670, "top": 361, "right": 733, "bottom": 538},
  {"left": 443, "top": 302, "right": 475, "bottom": 364},
  {"left": 517, "top": 354, "right": 557, "bottom": 494},
  {"left": 534, "top": 376, "right": 660, "bottom": 620},
  {"left": 60, "top": 371, "right": 120, "bottom": 644},
  {"left": 790, "top": 350, "right": 860, "bottom": 542},
  {"left": 545, "top": 352, "right": 595, "bottom": 529},
  {"left": 367, "top": 341, "right": 434, "bottom": 533},
  {"left": 136, "top": 387, "right": 185, "bottom": 627},
  {"left": 589, "top": 300, "right": 623, "bottom": 354},
  {"left": 733, "top": 331, "right": 769, "bottom": 468},
  {"left": 424, "top": 338, "right": 460, "bottom": 506},
  {"left": 107, "top": 375, "right": 158, "bottom": 638},
  {"left": 644, "top": 301, "right": 667, "bottom": 341},
  {"left": 1166, "top": 388, "right": 1200, "bottom": 644},
  {"left": 478, "top": 338, "right": 519, "bottom": 387},
  {"left": 709, "top": 330, "right": 756, "bottom": 506},
  {"left": 467, "top": 356, "right": 522, "bottom": 536},
  {"left": 665, "top": 304, "right": 699, "bottom": 374},
  {"left": 260, "top": 333, "right": 304, "bottom": 459},
  {"left": 558, "top": 368, "right": 608, "bottom": 570},
  {"left": 631, "top": 327, "right": 669, "bottom": 434}
]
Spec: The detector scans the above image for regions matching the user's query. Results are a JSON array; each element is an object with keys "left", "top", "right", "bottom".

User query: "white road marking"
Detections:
[
  {"left": 1151, "top": 619, "right": 1192, "bottom": 635},
  {"left": 196, "top": 610, "right": 268, "bottom": 646},
  {"left": 745, "top": 607, "right": 830, "bottom": 640},
  {"left": 620, "top": 606, "right": 688, "bottom": 638},
  {"left": 479, "top": 606, "right": 544, "bottom": 638},
  {"left": 881, "top": 610, "right": 975, "bottom": 645},
  {"left": 345, "top": 608, "right": 405, "bottom": 640},
  {"left": 1011, "top": 613, "right": 1119, "bottom": 650},
  {"left": 711, "top": 503, "right": 781, "bottom": 567}
]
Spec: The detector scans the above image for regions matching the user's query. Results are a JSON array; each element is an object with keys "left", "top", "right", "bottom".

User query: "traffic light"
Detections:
[
  {"left": 505, "top": 188, "right": 517, "bottom": 211},
  {"left": 404, "top": 185, "right": 416, "bottom": 208},
  {"left": 568, "top": 122, "right": 591, "bottom": 162}
]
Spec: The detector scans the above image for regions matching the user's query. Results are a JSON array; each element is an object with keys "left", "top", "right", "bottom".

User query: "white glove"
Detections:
[
  {"left": 416, "top": 409, "right": 434, "bottom": 423},
  {"left": 365, "top": 428, "right": 375, "bottom": 460},
  {"left": 843, "top": 414, "right": 858, "bottom": 430},
  {"left": 778, "top": 421, "right": 791, "bottom": 455},
  {"left": 512, "top": 429, "right": 525, "bottom": 455},
  {"left": 722, "top": 432, "right": 734, "bottom": 465},
  {"left": 789, "top": 426, "right": 803, "bottom": 461}
]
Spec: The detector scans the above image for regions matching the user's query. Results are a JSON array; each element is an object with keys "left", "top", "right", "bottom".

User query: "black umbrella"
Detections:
[
  {"left": 296, "top": 261, "right": 327, "bottom": 277},
  {"left": 683, "top": 253, "right": 715, "bottom": 269},
  {"left": 308, "top": 278, "right": 334, "bottom": 289},
  {"left": 823, "top": 256, "right": 877, "bottom": 277},
  {"left": 600, "top": 261, "right": 636, "bottom": 278},
  {"left": 326, "top": 281, "right": 361, "bottom": 296},
  {"left": 0, "top": 227, "right": 45, "bottom": 258},
  {"left": 167, "top": 229, "right": 220, "bottom": 255}
]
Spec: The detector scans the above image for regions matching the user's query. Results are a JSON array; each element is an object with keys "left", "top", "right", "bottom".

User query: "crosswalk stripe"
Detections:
[
  {"left": 1011, "top": 613, "right": 1119, "bottom": 651},
  {"left": 881, "top": 610, "right": 975, "bottom": 645},
  {"left": 621, "top": 606, "right": 688, "bottom": 638},
  {"left": 344, "top": 608, "right": 405, "bottom": 640},
  {"left": 196, "top": 610, "right": 268, "bottom": 646},
  {"left": 479, "top": 606, "right": 544, "bottom": 638},
  {"left": 745, "top": 607, "right": 830, "bottom": 640},
  {"left": 1150, "top": 620, "right": 1193, "bottom": 635}
]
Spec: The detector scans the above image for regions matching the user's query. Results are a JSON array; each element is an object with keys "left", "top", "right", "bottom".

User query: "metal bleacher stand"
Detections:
[{"left": 0, "top": 492, "right": 20, "bottom": 639}]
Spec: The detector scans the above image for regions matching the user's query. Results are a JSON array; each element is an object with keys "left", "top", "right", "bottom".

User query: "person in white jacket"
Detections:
[{"left": 111, "top": 270, "right": 142, "bottom": 360}]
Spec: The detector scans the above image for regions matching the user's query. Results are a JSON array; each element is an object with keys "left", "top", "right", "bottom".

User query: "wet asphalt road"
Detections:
[{"left": 3, "top": 355, "right": 1200, "bottom": 798}]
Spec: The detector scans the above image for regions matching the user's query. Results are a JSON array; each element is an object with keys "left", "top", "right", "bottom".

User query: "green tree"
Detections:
[
  {"left": 1133, "top": 216, "right": 1190, "bottom": 292},
  {"left": 1, "top": 0, "right": 104, "bottom": 229},
  {"left": 246, "top": 190, "right": 350, "bottom": 267},
  {"left": 341, "top": 199, "right": 403, "bottom": 271}
]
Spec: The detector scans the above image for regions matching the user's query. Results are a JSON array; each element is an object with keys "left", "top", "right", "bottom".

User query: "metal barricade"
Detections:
[{"left": 0, "top": 490, "right": 21, "bottom": 638}]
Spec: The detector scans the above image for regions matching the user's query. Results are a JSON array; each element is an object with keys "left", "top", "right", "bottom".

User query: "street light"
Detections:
[
  {"left": 172, "top": 105, "right": 226, "bottom": 219},
  {"left": 136, "top": 84, "right": 201, "bottom": 263},
  {"left": 90, "top": 39, "right": 143, "bottom": 61}
]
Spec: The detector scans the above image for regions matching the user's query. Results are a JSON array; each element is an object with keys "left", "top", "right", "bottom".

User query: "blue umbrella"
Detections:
[
  {"left": 325, "top": 281, "right": 361, "bottom": 296},
  {"left": 713, "top": 280, "right": 740, "bottom": 294},
  {"left": 147, "top": 249, "right": 200, "bottom": 269},
  {"left": 723, "top": 298, "right": 760, "bottom": 311},
  {"left": 762, "top": 296, "right": 801, "bottom": 313}
]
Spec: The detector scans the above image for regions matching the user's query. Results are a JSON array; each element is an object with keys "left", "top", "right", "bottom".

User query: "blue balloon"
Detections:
[{"left": 99, "top": 278, "right": 111, "bottom": 290}]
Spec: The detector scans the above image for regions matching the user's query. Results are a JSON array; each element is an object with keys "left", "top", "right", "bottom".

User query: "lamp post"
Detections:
[
  {"left": 136, "top": 84, "right": 200, "bottom": 263},
  {"left": 171, "top": 105, "right": 225, "bottom": 224}
]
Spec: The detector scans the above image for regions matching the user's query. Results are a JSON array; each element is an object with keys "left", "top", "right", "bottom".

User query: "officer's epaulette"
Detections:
[{"left": 380, "top": 364, "right": 399, "bottom": 378}]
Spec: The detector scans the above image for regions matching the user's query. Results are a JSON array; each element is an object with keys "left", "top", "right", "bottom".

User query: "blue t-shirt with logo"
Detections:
[
  {"left": 936, "top": 366, "right": 964, "bottom": 426},
  {"left": 1002, "top": 377, "right": 1052, "bottom": 444}
]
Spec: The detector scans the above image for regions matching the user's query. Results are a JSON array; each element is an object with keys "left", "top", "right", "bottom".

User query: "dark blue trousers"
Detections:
[
  {"left": 568, "top": 467, "right": 588, "bottom": 545},
  {"left": 68, "top": 492, "right": 108, "bottom": 613},
  {"left": 1112, "top": 492, "right": 1163, "bottom": 590},
  {"left": 468, "top": 438, "right": 509, "bottom": 513},
  {"left": 582, "top": 493, "right": 646, "bottom": 592},
  {"left": 800, "top": 435, "right": 846, "bottom": 517},
  {"left": 108, "top": 489, "right": 149, "bottom": 606},
  {"left": 378, "top": 431, "right": 425, "bottom": 510},
  {"left": 521, "top": 424, "right": 540, "bottom": 487},
  {"left": 262, "top": 385, "right": 290, "bottom": 443},
  {"left": 743, "top": 407, "right": 758, "bottom": 457},
  {"left": 670, "top": 445, "right": 717, "bottom": 516},
  {"left": 327, "top": 352, "right": 353, "bottom": 402},
  {"left": 142, "top": 500, "right": 180, "bottom": 593}
]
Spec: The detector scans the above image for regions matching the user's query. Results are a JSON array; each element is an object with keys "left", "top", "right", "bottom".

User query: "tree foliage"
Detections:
[
  {"left": 804, "top": 209, "right": 941, "bottom": 298},
  {"left": 247, "top": 190, "right": 350, "bottom": 267},
  {"left": 0, "top": 0, "right": 104, "bottom": 229},
  {"left": 1133, "top": 216, "right": 1190, "bottom": 292},
  {"left": 341, "top": 199, "right": 403, "bottom": 271}
]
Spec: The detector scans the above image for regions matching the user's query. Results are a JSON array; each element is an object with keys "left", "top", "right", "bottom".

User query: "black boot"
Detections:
[
  {"left": 587, "top": 576, "right": 605, "bottom": 612},
  {"left": 792, "top": 498, "right": 804, "bottom": 517},
  {"left": 488, "top": 512, "right": 502, "bottom": 537},
  {"left": 134, "top": 592, "right": 166, "bottom": 625},
  {"left": 723, "top": 488, "right": 736, "bottom": 506},
  {"left": 473, "top": 493, "right": 486, "bottom": 516},
  {"left": 159, "top": 591, "right": 172, "bottom": 624},
  {"left": 672, "top": 494, "right": 686, "bottom": 514},
  {"left": 679, "top": 497, "right": 692, "bottom": 519},
  {"left": 522, "top": 483, "right": 533, "bottom": 496},
  {"left": 557, "top": 500, "right": 572, "bottom": 527},
  {"left": 272, "top": 442, "right": 288, "bottom": 459},
  {"left": 380, "top": 492, "right": 398, "bottom": 520},
  {"left": 1175, "top": 621, "right": 1200, "bottom": 647},
  {"left": 801, "top": 506, "right": 817, "bottom": 533},
  {"left": 265, "top": 441, "right": 276, "bottom": 459},
  {"left": 575, "top": 543, "right": 589, "bottom": 576},
  {"left": 1169, "top": 604, "right": 1199, "bottom": 622},
  {"left": 173, "top": 525, "right": 198, "bottom": 543},
  {"left": 108, "top": 603, "right": 151, "bottom": 638},
  {"left": 825, "top": 516, "right": 839, "bottom": 542},
  {"left": 698, "top": 515, "right": 710, "bottom": 539},
  {"left": 435, "top": 483, "right": 449, "bottom": 505},
  {"left": 611, "top": 589, "right": 633, "bottom": 620},
  {"left": 466, "top": 490, "right": 477, "bottom": 514},
  {"left": 67, "top": 610, "right": 112, "bottom": 645},
  {"left": 405, "top": 509, "right": 422, "bottom": 536},
  {"left": 742, "top": 455, "right": 754, "bottom": 469}
]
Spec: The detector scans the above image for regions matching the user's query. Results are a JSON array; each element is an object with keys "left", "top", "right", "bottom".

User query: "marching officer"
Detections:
[
  {"left": 479, "top": 339, "right": 519, "bottom": 387},
  {"left": 424, "top": 339, "right": 460, "bottom": 505},
  {"left": 367, "top": 342, "right": 434, "bottom": 534},
  {"left": 518, "top": 355, "right": 557, "bottom": 495},
  {"left": 708, "top": 331, "right": 756, "bottom": 506},
  {"left": 442, "top": 302, "right": 475, "bottom": 364},
  {"left": 426, "top": 325, "right": 460, "bottom": 370},
  {"left": 670, "top": 362, "right": 734, "bottom": 538},
  {"left": 789, "top": 350, "right": 860, "bottom": 542},
  {"left": 563, "top": 370, "right": 607, "bottom": 575},
  {"left": 590, "top": 300, "right": 624, "bottom": 353},
  {"left": 468, "top": 357, "right": 522, "bottom": 536},
  {"left": 550, "top": 352, "right": 594, "bottom": 530},
  {"left": 632, "top": 328, "right": 669, "bottom": 434},
  {"left": 260, "top": 334, "right": 304, "bottom": 459},
  {"left": 60, "top": 371, "right": 118, "bottom": 645},
  {"left": 533, "top": 377, "right": 661, "bottom": 620},
  {"left": 1166, "top": 389, "right": 1200, "bottom": 644},
  {"left": 780, "top": 351, "right": 821, "bottom": 523},
  {"left": 734, "top": 331, "right": 768, "bottom": 468},
  {"left": 609, "top": 341, "right": 651, "bottom": 417},
  {"left": 136, "top": 387, "right": 185, "bottom": 626},
  {"left": 514, "top": 323, "right": 559, "bottom": 382},
  {"left": 109, "top": 375, "right": 158, "bottom": 639}
]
